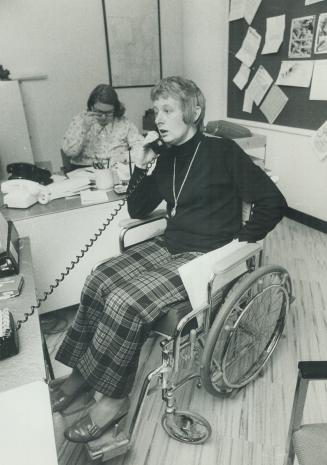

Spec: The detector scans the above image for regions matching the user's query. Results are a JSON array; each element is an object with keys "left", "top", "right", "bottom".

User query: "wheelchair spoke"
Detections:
[
  {"left": 201, "top": 266, "right": 291, "bottom": 395},
  {"left": 221, "top": 279, "right": 288, "bottom": 387},
  {"left": 210, "top": 369, "right": 223, "bottom": 384}
]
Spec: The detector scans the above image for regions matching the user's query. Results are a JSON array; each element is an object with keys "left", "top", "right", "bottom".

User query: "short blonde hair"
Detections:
[{"left": 150, "top": 76, "right": 206, "bottom": 130}]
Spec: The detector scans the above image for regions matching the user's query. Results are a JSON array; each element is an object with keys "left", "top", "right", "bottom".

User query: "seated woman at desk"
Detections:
[
  {"left": 62, "top": 84, "right": 144, "bottom": 177},
  {"left": 53, "top": 76, "right": 287, "bottom": 443}
]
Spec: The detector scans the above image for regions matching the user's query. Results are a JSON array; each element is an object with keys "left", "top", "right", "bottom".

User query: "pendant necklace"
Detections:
[{"left": 171, "top": 141, "right": 201, "bottom": 217}]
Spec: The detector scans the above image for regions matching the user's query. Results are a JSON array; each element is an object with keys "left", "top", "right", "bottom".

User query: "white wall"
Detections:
[
  {"left": 0, "top": 0, "right": 108, "bottom": 171},
  {"left": 181, "top": 0, "right": 229, "bottom": 122},
  {"left": 0, "top": 0, "right": 183, "bottom": 171},
  {"left": 228, "top": 120, "right": 327, "bottom": 221}
]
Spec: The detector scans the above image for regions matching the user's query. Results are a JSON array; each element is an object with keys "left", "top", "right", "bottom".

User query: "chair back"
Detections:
[
  {"left": 205, "top": 120, "right": 252, "bottom": 139},
  {"left": 60, "top": 149, "right": 73, "bottom": 174},
  {"left": 284, "top": 361, "right": 327, "bottom": 465}
]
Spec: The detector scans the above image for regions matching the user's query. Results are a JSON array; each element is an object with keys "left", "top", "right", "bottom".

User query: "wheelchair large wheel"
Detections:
[{"left": 201, "top": 265, "right": 291, "bottom": 397}]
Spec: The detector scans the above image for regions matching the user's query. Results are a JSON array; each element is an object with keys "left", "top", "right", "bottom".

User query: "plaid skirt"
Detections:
[{"left": 55, "top": 237, "right": 202, "bottom": 397}]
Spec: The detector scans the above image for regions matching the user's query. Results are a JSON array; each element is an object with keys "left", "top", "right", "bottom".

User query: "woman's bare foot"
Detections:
[{"left": 88, "top": 395, "right": 129, "bottom": 427}]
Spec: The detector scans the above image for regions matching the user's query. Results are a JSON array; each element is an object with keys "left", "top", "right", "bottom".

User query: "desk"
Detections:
[
  {"left": 3, "top": 191, "right": 130, "bottom": 314},
  {"left": 0, "top": 239, "right": 58, "bottom": 465},
  {"left": 0, "top": 380, "right": 58, "bottom": 465},
  {"left": 0, "top": 237, "right": 46, "bottom": 392}
]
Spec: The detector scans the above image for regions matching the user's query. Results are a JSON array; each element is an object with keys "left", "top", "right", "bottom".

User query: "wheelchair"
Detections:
[{"left": 84, "top": 207, "right": 294, "bottom": 461}]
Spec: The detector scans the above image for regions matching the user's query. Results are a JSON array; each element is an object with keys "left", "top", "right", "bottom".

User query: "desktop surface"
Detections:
[
  {"left": 0, "top": 237, "right": 46, "bottom": 393},
  {"left": 0, "top": 380, "right": 58, "bottom": 465},
  {"left": 0, "top": 188, "right": 123, "bottom": 222}
]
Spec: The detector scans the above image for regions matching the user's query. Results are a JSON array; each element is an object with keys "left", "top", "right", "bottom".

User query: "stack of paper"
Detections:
[
  {"left": 38, "top": 177, "right": 92, "bottom": 204},
  {"left": 67, "top": 167, "right": 96, "bottom": 182},
  {"left": 80, "top": 189, "right": 108, "bottom": 205}
]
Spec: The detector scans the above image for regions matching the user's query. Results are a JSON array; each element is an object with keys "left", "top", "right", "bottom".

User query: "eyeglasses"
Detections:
[{"left": 92, "top": 108, "right": 114, "bottom": 117}]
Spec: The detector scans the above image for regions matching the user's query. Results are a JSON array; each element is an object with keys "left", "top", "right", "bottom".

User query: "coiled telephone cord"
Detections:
[{"left": 15, "top": 159, "right": 155, "bottom": 330}]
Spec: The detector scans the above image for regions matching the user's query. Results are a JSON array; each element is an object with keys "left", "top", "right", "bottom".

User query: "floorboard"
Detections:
[{"left": 44, "top": 218, "right": 327, "bottom": 465}]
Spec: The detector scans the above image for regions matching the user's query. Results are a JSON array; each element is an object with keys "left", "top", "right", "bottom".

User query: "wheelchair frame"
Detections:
[{"left": 86, "top": 210, "right": 293, "bottom": 461}]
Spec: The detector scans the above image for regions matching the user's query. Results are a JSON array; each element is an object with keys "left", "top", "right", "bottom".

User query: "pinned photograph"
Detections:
[
  {"left": 288, "top": 15, "right": 315, "bottom": 58},
  {"left": 314, "top": 13, "right": 327, "bottom": 54},
  {"left": 276, "top": 60, "right": 314, "bottom": 87}
]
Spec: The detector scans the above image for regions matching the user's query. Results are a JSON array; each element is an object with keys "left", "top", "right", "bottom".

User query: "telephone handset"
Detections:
[
  {"left": 112, "top": 131, "right": 165, "bottom": 195},
  {"left": 7, "top": 163, "right": 53, "bottom": 186},
  {"left": 2, "top": 163, "right": 53, "bottom": 209},
  {"left": 143, "top": 130, "right": 166, "bottom": 156},
  {"left": 0, "top": 150, "right": 158, "bottom": 360}
]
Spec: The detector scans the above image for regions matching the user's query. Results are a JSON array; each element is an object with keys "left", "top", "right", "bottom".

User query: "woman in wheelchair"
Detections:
[{"left": 53, "top": 76, "right": 288, "bottom": 443}]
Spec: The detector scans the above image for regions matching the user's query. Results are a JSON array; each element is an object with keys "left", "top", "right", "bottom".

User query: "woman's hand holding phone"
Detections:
[{"left": 135, "top": 131, "right": 162, "bottom": 170}]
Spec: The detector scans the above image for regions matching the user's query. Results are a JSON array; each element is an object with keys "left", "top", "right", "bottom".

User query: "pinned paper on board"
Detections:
[
  {"left": 310, "top": 59, "right": 327, "bottom": 100},
  {"left": 244, "top": 0, "right": 262, "bottom": 25},
  {"left": 246, "top": 65, "right": 273, "bottom": 105},
  {"left": 243, "top": 89, "right": 254, "bottom": 113},
  {"left": 229, "top": 0, "right": 246, "bottom": 21},
  {"left": 233, "top": 63, "right": 251, "bottom": 90},
  {"left": 276, "top": 60, "right": 314, "bottom": 87},
  {"left": 235, "top": 27, "right": 262, "bottom": 67},
  {"left": 262, "top": 15, "right": 285, "bottom": 54},
  {"left": 259, "top": 85, "right": 289, "bottom": 124},
  {"left": 311, "top": 120, "right": 327, "bottom": 161}
]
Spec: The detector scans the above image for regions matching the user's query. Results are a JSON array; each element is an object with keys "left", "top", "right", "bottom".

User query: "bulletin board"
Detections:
[{"left": 227, "top": 0, "right": 327, "bottom": 130}]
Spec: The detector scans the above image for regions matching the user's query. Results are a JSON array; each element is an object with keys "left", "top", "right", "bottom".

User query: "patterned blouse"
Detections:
[{"left": 62, "top": 111, "right": 144, "bottom": 167}]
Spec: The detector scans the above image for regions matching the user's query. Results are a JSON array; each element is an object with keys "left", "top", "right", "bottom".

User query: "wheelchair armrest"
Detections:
[
  {"left": 212, "top": 242, "right": 262, "bottom": 275},
  {"left": 298, "top": 361, "right": 327, "bottom": 380},
  {"left": 119, "top": 209, "right": 168, "bottom": 252},
  {"left": 119, "top": 209, "right": 168, "bottom": 229}
]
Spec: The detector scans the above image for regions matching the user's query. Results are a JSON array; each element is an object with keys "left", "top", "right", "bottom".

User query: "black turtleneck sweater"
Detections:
[{"left": 127, "top": 131, "right": 287, "bottom": 254}]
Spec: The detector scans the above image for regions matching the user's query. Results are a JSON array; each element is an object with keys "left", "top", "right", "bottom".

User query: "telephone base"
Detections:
[{"left": 0, "top": 309, "right": 19, "bottom": 360}]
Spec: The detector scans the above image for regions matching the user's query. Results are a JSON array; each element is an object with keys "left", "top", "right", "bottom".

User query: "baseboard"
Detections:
[{"left": 285, "top": 207, "right": 327, "bottom": 233}]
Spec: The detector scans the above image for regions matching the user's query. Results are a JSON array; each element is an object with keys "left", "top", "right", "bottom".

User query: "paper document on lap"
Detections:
[{"left": 178, "top": 240, "right": 248, "bottom": 313}]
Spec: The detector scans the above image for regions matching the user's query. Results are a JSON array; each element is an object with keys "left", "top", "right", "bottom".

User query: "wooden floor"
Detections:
[{"left": 45, "top": 217, "right": 327, "bottom": 465}]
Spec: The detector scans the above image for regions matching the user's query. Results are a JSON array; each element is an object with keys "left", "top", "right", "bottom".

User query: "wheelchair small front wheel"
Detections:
[
  {"left": 201, "top": 265, "right": 291, "bottom": 396},
  {"left": 161, "top": 410, "right": 212, "bottom": 444}
]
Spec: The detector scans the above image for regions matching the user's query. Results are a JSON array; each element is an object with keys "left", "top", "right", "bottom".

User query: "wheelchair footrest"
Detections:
[{"left": 85, "top": 430, "right": 131, "bottom": 461}]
